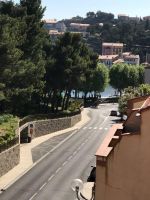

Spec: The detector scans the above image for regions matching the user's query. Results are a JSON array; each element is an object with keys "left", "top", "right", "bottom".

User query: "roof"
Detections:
[
  {"left": 96, "top": 124, "right": 123, "bottom": 157},
  {"left": 102, "top": 43, "right": 123, "bottom": 47},
  {"left": 140, "top": 97, "right": 150, "bottom": 110},
  {"left": 122, "top": 52, "right": 131, "bottom": 56},
  {"left": 118, "top": 14, "right": 128, "bottom": 17},
  {"left": 43, "top": 19, "right": 57, "bottom": 24},
  {"left": 113, "top": 59, "right": 124, "bottom": 64},
  {"left": 49, "top": 30, "right": 64, "bottom": 35},
  {"left": 128, "top": 95, "right": 149, "bottom": 105},
  {"left": 124, "top": 54, "right": 139, "bottom": 59},
  {"left": 98, "top": 55, "right": 118, "bottom": 60},
  {"left": 70, "top": 23, "right": 90, "bottom": 27}
]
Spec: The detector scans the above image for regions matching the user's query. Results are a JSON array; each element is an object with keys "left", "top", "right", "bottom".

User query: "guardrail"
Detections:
[{"left": 0, "top": 137, "right": 19, "bottom": 153}]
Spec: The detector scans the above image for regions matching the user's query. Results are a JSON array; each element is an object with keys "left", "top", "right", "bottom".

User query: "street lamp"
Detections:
[{"left": 71, "top": 179, "right": 95, "bottom": 200}]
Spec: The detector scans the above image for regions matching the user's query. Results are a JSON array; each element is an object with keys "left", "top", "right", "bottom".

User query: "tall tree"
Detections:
[{"left": 109, "top": 64, "right": 144, "bottom": 96}]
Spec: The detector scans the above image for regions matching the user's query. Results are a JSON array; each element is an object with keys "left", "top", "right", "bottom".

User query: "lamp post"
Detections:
[{"left": 71, "top": 179, "right": 95, "bottom": 200}]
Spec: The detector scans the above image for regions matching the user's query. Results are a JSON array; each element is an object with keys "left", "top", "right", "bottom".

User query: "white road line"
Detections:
[
  {"left": 104, "top": 128, "right": 108, "bottom": 130},
  {"left": 29, "top": 193, "right": 38, "bottom": 200},
  {"left": 89, "top": 127, "right": 92, "bottom": 129},
  {"left": 73, "top": 151, "right": 77, "bottom": 155},
  {"left": 39, "top": 182, "right": 47, "bottom": 191},
  {"left": 94, "top": 127, "right": 97, "bottom": 129},
  {"left": 48, "top": 174, "right": 55, "bottom": 181},
  {"left": 68, "top": 155, "right": 73, "bottom": 160},
  {"left": 56, "top": 167, "right": 61, "bottom": 174},
  {"left": 99, "top": 127, "right": 102, "bottom": 130},
  {"left": 100, "top": 116, "right": 109, "bottom": 127},
  {"left": 62, "top": 161, "right": 68, "bottom": 166},
  {"left": 83, "top": 127, "right": 87, "bottom": 129},
  {"left": 77, "top": 146, "right": 81, "bottom": 150}
]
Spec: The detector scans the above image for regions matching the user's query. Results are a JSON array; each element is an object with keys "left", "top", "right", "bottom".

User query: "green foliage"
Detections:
[
  {"left": 64, "top": 11, "right": 150, "bottom": 59},
  {"left": 109, "top": 64, "right": 144, "bottom": 95},
  {"left": 118, "top": 85, "right": 150, "bottom": 114},
  {"left": 68, "top": 100, "right": 83, "bottom": 112},
  {"left": 0, "top": 114, "right": 18, "bottom": 144}
]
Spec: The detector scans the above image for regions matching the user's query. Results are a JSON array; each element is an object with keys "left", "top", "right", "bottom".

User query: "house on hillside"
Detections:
[
  {"left": 95, "top": 96, "right": 150, "bottom": 200},
  {"left": 102, "top": 43, "right": 123, "bottom": 56}
]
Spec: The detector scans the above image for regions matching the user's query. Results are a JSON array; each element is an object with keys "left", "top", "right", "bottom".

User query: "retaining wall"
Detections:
[
  {"left": 0, "top": 144, "right": 20, "bottom": 177},
  {"left": 34, "top": 114, "right": 81, "bottom": 137}
]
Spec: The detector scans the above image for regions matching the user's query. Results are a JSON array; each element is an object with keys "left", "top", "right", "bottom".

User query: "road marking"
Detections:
[
  {"left": 83, "top": 127, "right": 87, "bottom": 129},
  {"left": 56, "top": 167, "right": 61, "bottom": 174},
  {"left": 68, "top": 155, "right": 73, "bottom": 160},
  {"left": 77, "top": 146, "right": 81, "bottom": 150},
  {"left": 94, "top": 127, "right": 97, "bottom": 129},
  {"left": 104, "top": 128, "right": 108, "bottom": 130},
  {"left": 89, "top": 127, "right": 92, "bottom": 129},
  {"left": 100, "top": 116, "right": 109, "bottom": 127},
  {"left": 99, "top": 127, "right": 102, "bottom": 130},
  {"left": 39, "top": 182, "right": 47, "bottom": 191},
  {"left": 62, "top": 161, "right": 68, "bottom": 166},
  {"left": 29, "top": 192, "right": 38, "bottom": 200},
  {"left": 48, "top": 174, "right": 55, "bottom": 181},
  {"left": 73, "top": 151, "right": 77, "bottom": 155}
]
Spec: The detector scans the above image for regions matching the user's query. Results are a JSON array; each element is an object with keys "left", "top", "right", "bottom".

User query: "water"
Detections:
[{"left": 70, "top": 85, "right": 117, "bottom": 98}]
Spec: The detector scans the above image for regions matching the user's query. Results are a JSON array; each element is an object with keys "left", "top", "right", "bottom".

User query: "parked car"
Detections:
[
  {"left": 110, "top": 110, "right": 118, "bottom": 116},
  {"left": 87, "top": 166, "right": 96, "bottom": 182}
]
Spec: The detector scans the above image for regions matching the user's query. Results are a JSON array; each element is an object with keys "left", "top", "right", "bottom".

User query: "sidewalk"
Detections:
[{"left": 0, "top": 109, "right": 90, "bottom": 190}]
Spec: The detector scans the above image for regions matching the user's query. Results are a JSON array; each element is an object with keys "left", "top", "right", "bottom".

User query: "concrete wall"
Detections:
[
  {"left": 0, "top": 144, "right": 20, "bottom": 177},
  {"left": 34, "top": 114, "right": 81, "bottom": 137},
  {"left": 144, "top": 68, "right": 150, "bottom": 84},
  {"left": 95, "top": 109, "right": 150, "bottom": 200}
]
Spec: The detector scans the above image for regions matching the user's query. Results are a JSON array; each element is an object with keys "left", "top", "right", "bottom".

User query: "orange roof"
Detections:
[
  {"left": 140, "top": 97, "right": 150, "bottom": 110},
  {"left": 113, "top": 59, "right": 124, "bottom": 64},
  {"left": 98, "top": 55, "right": 118, "bottom": 60},
  {"left": 96, "top": 124, "right": 123, "bottom": 157}
]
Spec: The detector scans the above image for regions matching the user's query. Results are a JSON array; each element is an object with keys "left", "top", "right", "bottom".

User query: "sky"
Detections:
[{"left": 14, "top": 0, "right": 150, "bottom": 20}]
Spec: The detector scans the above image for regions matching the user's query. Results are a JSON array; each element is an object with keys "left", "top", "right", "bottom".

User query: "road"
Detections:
[{"left": 0, "top": 103, "right": 118, "bottom": 200}]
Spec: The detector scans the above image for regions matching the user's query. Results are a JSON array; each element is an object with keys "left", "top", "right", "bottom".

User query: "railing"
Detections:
[{"left": 0, "top": 137, "right": 19, "bottom": 153}]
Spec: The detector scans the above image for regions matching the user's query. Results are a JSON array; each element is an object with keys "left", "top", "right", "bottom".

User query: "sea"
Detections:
[{"left": 70, "top": 85, "right": 117, "bottom": 98}]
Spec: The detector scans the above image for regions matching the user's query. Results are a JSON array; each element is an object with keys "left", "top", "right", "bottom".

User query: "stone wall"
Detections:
[
  {"left": 0, "top": 144, "right": 20, "bottom": 177},
  {"left": 34, "top": 114, "right": 81, "bottom": 137}
]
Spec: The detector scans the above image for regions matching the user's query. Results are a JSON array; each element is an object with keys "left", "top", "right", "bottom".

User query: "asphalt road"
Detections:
[{"left": 0, "top": 103, "right": 118, "bottom": 200}]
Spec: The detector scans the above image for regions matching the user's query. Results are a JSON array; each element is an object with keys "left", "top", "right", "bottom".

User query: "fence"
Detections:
[{"left": 0, "top": 137, "right": 19, "bottom": 153}]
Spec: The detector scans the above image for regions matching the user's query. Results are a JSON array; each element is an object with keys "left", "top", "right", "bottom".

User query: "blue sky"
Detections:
[{"left": 14, "top": 0, "right": 150, "bottom": 20}]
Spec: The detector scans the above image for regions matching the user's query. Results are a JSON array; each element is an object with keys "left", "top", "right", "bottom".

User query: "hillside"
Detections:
[{"left": 62, "top": 11, "right": 150, "bottom": 62}]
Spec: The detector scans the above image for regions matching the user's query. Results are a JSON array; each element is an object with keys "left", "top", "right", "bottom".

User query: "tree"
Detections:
[
  {"left": 44, "top": 32, "right": 99, "bottom": 112},
  {"left": 109, "top": 64, "right": 144, "bottom": 96},
  {"left": 0, "top": 0, "right": 49, "bottom": 115},
  {"left": 118, "top": 84, "right": 150, "bottom": 115}
]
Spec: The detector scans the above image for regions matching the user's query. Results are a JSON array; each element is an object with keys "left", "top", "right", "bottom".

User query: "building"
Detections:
[
  {"left": 129, "top": 16, "right": 140, "bottom": 22},
  {"left": 95, "top": 96, "right": 150, "bottom": 200},
  {"left": 98, "top": 55, "right": 119, "bottom": 68},
  {"left": 43, "top": 19, "right": 66, "bottom": 32},
  {"left": 124, "top": 54, "right": 140, "bottom": 65},
  {"left": 102, "top": 43, "right": 123, "bottom": 56},
  {"left": 70, "top": 23, "right": 90, "bottom": 32},
  {"left": 118, "top": 14, "right": 129, "bottom": 21},
  {"left": 143, "top": 16, "right": 150, "bottom": 21}
]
